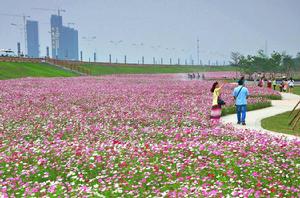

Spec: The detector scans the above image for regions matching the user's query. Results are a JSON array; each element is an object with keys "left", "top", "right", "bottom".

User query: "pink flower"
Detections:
[
  {"left": 182, "top": 187, "right": 188, "bottom": 193},
  {"left": 199, "top": 144, "right": 205, "bottom": 151},
  {"left": 48, "top": 185, "right": 56, "bottom": 193},
  {"left": 212, "top": 150, "right": 222, "bottom": 156},
  {"left": 252, "top": 172, "right": 259, "bottom": 177},
  {"left": 32, "top": 188, "right": 39, "bottom": 193},
  {"left": 209, "top": 190, "right": 218, "bottom": 196}
]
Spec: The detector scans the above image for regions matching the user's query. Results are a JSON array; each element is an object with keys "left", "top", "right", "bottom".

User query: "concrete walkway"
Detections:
[{"left": 221, "top": 93, "right": 300, "bottom": 140}]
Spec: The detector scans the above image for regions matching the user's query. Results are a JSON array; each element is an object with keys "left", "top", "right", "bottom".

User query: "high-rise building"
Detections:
[
  {"left": 50, "top": 14, "right": 79, "bottom": 60},
  {"left": 50, "top": 15, "right": 62, "bottom": 59},
  {"left": 26, "top": 20, "right": 39, "bottom": 58},
  {"left": 59, "top": 26, "right": 78, "bottom": 60}
]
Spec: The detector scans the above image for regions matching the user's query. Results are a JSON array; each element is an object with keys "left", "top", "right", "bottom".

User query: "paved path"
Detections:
[{"left": 221, "top": 93, "right": 300, "bottom": 140}]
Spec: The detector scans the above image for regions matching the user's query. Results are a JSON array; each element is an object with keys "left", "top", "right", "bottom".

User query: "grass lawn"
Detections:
[
  {"left": 79, "top": 64, "right": 237, "bottom": 75},
  {"left": 0, "top": 62, "right": 79, "bottom": 80},
  {"left": 291, "top": 86, "right": 300, "bottom": 95},
  {"left": 0, "top": 61, "right": 238, "bottom": 79},
  {"left": 261, "top": 111, "right": 300, "bottom": 136}
]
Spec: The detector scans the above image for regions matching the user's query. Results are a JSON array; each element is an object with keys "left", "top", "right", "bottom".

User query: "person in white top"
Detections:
[{"left": 288, "top": 78, "right": 295, "bottom": 93}]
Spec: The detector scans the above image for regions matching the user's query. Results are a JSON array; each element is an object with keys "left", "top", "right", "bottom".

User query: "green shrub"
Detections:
[
  {"left": 222, "top": 102, "right": 272, "bottom": 116},
  {"left": 250, "top": 95, "right": 282, "bottom": 100}
]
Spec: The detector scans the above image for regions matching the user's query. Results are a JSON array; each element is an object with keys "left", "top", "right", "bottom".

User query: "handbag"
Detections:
[{"left": 217, "top": 97, "right": 226, "bottom": 106}]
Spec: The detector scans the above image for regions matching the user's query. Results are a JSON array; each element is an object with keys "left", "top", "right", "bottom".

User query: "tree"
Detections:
[
  {"left": 269, "top": 51, "right": 282, "bottom": 73},
  {"left": 295, "top": 52, "right": 300, "bottom": 69},
  {"left": 230, "top": 52, "right": 242, "bottom": 66},
  {"left": 232, "top": 50, "right": 296, "bottom": 78},
  {"left": 282, "top": 54, "right": 295, "bottom": 78},
  {"left": 238, "top": 55, "right": 254, "bottom": 75}
]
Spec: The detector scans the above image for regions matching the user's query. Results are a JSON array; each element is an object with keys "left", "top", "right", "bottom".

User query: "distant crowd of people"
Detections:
[
  {"left": 187, "top": 73, "right": 205, "bottom": 79},
  {"left": 256, "top": 77, "right": 294, "bottom": 93}
]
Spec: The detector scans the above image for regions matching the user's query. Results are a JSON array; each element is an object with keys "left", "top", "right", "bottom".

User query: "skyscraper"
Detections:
[
  {"left": 50, "top": 15, "right": 62, "bottom": 59},
  {"left": 59, "top": 26, "right": 79, "bottom": 60},
  {"left": 50, "top": 14, "right": 79, "bottom": 60},
  {"left": 26, "top": 20, "right": 39, "bottom": 58}
]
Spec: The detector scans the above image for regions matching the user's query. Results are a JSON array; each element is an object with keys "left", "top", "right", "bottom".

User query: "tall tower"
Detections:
[
  {"left": 50, "top": 14, "right": 78, "bottom": 60},
  {"left": 51, "top": 14, "right": 62, "bottom": 59},
  {"left": 26, "top": 20, "right": 39, "bottom": 58},
  {"left": 60, "top": 26, "right": 78, "bottom": 60},
  {"left": 197, "top": 38, "right": 200, "bottom": 65}
]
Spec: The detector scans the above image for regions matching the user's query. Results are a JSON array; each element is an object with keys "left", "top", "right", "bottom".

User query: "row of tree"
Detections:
[{"left": 230, "top": 50, "right": 300, "bottom": 78}]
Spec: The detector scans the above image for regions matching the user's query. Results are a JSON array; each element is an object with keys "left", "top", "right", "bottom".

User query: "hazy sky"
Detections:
[{"left": 0, "top": 0, "right": 299, "bottom": 64}]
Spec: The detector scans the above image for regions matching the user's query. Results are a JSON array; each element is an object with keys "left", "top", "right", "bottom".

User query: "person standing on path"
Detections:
[
  {"left": 267, "top": 79, "right": 272, "bottom": 89},
  {"left": 272, "top": 79, "right": 277, "bottom": 90},
  {"left": 283, "top": 79, "right": 288, "bottom": 92},
  {"left": 288, "top": 77, "right": 294, "bottom": 93},
  {"left": 258, "top": 78, "right": 264, "bottom": 87},
  {"left": 210, "top": 81, "right": 225, "bottom": 124},
  {"left": 233, "top": 80, "right": 249, "bottom": 125}
]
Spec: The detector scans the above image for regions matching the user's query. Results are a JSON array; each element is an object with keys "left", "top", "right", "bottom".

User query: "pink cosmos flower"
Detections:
[{"left": 252, "top": 172, "right": 259, "bottom": 177}]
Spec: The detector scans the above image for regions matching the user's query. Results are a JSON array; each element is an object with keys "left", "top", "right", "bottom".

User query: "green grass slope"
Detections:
[
  {"left": 291, "top": 86, "right": 300, "bottom": 96},
  {"left": 0, "top": 62, "right": 79, "bottom": 80},
  {"left": 261, "top": 111, "right": 300, "bottom": 136},
  {"left": 80, "top": 64, "right": 237, "bottom": 75}
]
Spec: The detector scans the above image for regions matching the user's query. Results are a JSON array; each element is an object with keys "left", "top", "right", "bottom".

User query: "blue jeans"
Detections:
[{"left": 236, "top": 105, "right": 247, "bottom": 123}]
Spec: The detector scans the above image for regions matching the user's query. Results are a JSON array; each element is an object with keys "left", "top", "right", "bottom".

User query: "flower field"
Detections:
[
  {"left": 0, "top": 75, "right": 299, "bottom": 197},
  {"left": 202, "top": 71, "right": 238, "bottom": 79}
]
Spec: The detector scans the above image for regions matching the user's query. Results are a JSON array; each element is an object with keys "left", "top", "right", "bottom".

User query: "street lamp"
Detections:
[
  {"left": 110, "top": 40, "right": 123, "bottom": 45},
  {"left": 10, "top": 23, "right": 23, "bottom": 55},
  {"left": 109, "top": 40, "right": 123, "bottom": 63},
  {"left": 82, "top": 36, "right": 97, "bottom": 62},
  {"left": 131, "top": 42, "right": 145, "bottom": 64}
]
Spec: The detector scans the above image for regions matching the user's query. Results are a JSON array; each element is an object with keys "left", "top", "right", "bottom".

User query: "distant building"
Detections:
[
  {"left": 50, "top": 15, "right": 62, "bottom": 59},
  {"left": 50, "top": 14, "right": 79, "bottom": 60},
  {"left": 26, "top": 20, "right": 39, "bottom": 58},
  {"left": 59, "top": 26, "right": 79, "bottom": 60}
]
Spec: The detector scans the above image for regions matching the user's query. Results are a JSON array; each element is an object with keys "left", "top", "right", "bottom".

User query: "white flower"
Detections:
[{"left": 93, "top": 184, "right": 99, "bottom": 188}]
